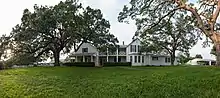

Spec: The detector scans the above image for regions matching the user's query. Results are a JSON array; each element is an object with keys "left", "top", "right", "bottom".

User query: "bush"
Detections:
[
  {"left": 0, "top": 62, "right": 5, "bottom": 70},
  {"left": 103, "top": 62, "right": 131, "bottom": 67},
  {"left": 63, "top": 62, "right": 95, "bottom": 67}
]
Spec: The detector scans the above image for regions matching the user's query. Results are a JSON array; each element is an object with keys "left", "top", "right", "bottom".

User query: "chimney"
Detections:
[{"left": 123, "top": 41, "right": 125, "bottom": 45}]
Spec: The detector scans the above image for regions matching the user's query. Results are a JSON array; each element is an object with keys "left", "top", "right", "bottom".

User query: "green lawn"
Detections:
[{"left": 1, "top": 66, "right": 220, "bottom": 98}]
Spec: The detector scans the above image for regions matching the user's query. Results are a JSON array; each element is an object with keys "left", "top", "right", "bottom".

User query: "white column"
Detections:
[
  {"left": 83, "top": 56, "right": 85, "bottom": 62},
  {"left": 107, "top": 48, "right": 109, "bottom": 62},
  {"left": 91, "top": 56, "right": 93, "bottom": 62},
  {"left": 116, "top": 48, "right": 119, "bottom": 62},
  {"left": 148, "top": 55, "right": 151, "bottom": 65},
  {"left": 75, "top": 56, "right": 78, "bottom": 62},
  {"left": 95, "top": 53, "right": 99, "bottom": 67},
  {"left": 209, "top": 61, "right": 212, "bottom": 66}
]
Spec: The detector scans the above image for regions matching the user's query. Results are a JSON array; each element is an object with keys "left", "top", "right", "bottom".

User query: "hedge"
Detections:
[
  {"left": 63, "top": 62, "right": 95, "bottom": 67},
  {"left": 103, "top": 62, "right": 131, "bottom": 67}
]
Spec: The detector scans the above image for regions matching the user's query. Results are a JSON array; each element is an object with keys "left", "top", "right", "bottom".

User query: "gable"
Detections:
[
  {"left": 127, "top": 38, "right": 141, "bottom": 47},
  {"left": 76, "top": 43, "right": 98, "bottom": 53}
]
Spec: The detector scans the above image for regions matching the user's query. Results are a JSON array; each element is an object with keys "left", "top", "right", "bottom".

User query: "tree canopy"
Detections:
[
  {"left": 10, "top": 0, "right": 118, "bottom": 66},
  {"left": 119, "top": 0, "right": 220, "bottom": 65},
  {"left": 140, "top": 14, "right": 199, "bottom": 65},
  {"left": 0, "top": 34, "right": 10, "bottom": 60}
]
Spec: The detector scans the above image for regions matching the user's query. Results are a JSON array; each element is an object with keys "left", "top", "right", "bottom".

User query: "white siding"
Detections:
[
  {"left": 127, "top": 39, "right": 141, "bottom": 55},
  {"left": 76, "top": 43, "right": 98, "bottom": 54},
  {"left": 149, "top": 56, "right": 178, "bottom": 66}
]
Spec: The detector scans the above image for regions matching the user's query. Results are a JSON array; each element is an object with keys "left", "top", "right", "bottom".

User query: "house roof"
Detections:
[
  {"left": 70, "top": 53, "right": 96, "bottom": 56},
  {"left": 75, "top": 42, "right": 97, "bottom": 52},
  {"left": 119, "top": 45, "right": 127, "bottom": 48},
  {"left": 126, "top": 38, "right": 140, "bottom": 48}
]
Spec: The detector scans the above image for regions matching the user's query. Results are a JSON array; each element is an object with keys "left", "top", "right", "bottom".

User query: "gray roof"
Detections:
[{"left": 119, "top": 45, "right": 127, "bottom": 48}]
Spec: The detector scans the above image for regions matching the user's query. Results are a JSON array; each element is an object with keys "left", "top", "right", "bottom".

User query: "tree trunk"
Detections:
[
  {"left": 170, "top": 51, "right": 176, "bottom": 65},
  {"left": 216, "top": 44, "right": 220, "bottom": 66},
  {"left": 53, "top": 51, "right": 60, "bottom": 66}
]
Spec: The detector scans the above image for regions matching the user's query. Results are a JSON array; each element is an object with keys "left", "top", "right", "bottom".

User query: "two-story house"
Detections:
[{"left": 69, "top": 38, "right": 179, "bottom": 66}]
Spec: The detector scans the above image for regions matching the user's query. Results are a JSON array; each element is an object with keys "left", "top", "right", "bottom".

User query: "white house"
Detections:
[
  {"left": 69, "top": 38, "right": 179, "bottom": 66},
  {"left": 186, "top": 58, "right": 216, "bottom": 66}
]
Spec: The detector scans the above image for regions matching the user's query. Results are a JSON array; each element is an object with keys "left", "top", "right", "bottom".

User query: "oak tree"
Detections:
[
  {"left": 119, "top": 0, "right": 220, "bottom": 65},
  {"left": 140, "top": 14, "right": 199, "bottom": 65}
]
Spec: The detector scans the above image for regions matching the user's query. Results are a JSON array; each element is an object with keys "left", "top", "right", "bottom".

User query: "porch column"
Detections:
[
  {"left": 209, "top": 61, "right": 212, "bottom": 66},
  {"left": 116, "top": 48, "right": 119, "bottom": 62},
  {"left": 83, "top": 56, "right": 85, "bottom": 62},
  {"left": 95, "top": 53, "right": 99, "bottom": 66},
  {"left": 91, "top": 55, "right": 93, "bottom": 62},
  {"left": 75, "top": 56, "right": 78, "bottom": 62},
  {"left": 107, "top": 48, "right": 109, "bottom": 62}
]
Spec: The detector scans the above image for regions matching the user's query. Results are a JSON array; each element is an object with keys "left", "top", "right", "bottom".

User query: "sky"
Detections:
[{"left": 0, "top": 0, "right": 215, "bottom": 59}]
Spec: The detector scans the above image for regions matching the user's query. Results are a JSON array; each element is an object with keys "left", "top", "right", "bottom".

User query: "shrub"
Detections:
[
  {"left": 63, "top": 62, "right": 95, "bottom": 67},
  {"left": 103, "top": 62, "right": 131, "bottom": 67},
  {"left": 0, "top": 62, "right": 5, "bottom": 70}
]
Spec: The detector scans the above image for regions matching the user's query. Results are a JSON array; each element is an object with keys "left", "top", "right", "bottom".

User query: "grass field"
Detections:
[{"left": 1, "top": 66, "right": 220, "bottom": 98}]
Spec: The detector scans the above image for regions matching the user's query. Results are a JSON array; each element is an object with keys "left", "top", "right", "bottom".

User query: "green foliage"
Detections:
[
  {"left": 103, "top": 62, "right": 131, "bottom": 67},
  {"left": 118, "top": 0, "right": 201, "bottom": 65},
  {"left": 140, "top": 14, "right": 199, "bottom": 65},
  {"left": 178, "top": 52, "right": 194, "bottom": 64},
  {"left": 77, "top": 6, "right": 118, "bottom": 52},
  {"left": 0, "top": 62, "right": 4, "bottom": 70},
  {"left": 5, "top": 53, "right": 39, "bottom": 67},
  {"left": 0, "top": 34, "right": 11, "bottom": 60},
  {"left": 2, "top": 67, "right": 220, "bottom": 97},
  {"left": 63, "top": 62, "right": 95, "bottom": 67},
  {"left": 11, "top": 0, "right": 118, "bottom": 66}
]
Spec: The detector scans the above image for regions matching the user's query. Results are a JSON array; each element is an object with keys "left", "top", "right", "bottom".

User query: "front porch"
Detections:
[
  {"left": 99, "top": 56, "right": 127, "bottom": 65},
  {"left": 75, "top": 56, "right": 96, "bottom": 62},
  {"left": 70, "top": 53, "right": 127, "bottom": 66}
]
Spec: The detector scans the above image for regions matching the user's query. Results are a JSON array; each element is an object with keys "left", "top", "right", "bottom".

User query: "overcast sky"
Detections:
[{"left": 0, "top": 0, "right": 215, "bottom": 59}]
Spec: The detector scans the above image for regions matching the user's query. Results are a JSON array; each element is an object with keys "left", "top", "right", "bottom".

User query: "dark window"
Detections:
[
  {"left": 114, "top": 57, "right": 117, "bottom": 62},
  {"left": 142, "top": 56, "right": 144, "bottom": 63},
  {"left": 138, "top": 45, "right": 140, "bottom": 52},
  {"left": 138, "top": 56, "right": 141, "bottom": 63},
  {"left": 135, "top": 56, "right": 137, "bottom": 63},
  {"left": 130, "top": 45, "right": 136, "bottom": 52},
  {"left": 152, "top": 57, "right": 159, "bottom": 61},
  {"left": 165, "top": 58, "right": 171, "bottom": 63},
  {"left": 119, "top": 57, "right": 121, "bottom": 62},
  {"left": 211, "top": 61, "right": 216, "bottom": 65},
  {"left": 130, "top": 56, "right": 133, "bottom": 63},
  {"left": 134, "top": 45, "right": 137, "bottom": 52},
  {"left": 82, "top": 48, "right": 88, "bottom": 53}
]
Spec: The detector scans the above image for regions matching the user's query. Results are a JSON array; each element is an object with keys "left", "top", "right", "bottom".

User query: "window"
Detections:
[
  {"left": 118, "top": 57, "right": 121, "bottom": 62},
  {"left": 130, "top": 56, "right": 133, "bottom": 63},
  {"left": 82, "top": 48, "right": 88, "bottom": 53},
  {"left": 165, "top": 58, "right": 171, "bottom": 63},
  {"left": 135, "top": 56, "right": 137, "bottom": 63},
  {"left": 130, "top": 45, "right": 136, "bottom": 52},
  {"left": 134, "top": 45, "right": 137, "bottom": 52},
  {"left": 142, "top": 56, "right": 144, "bottom": 63},
  {"left": 138, "top": 45, "right": 140, "bottom": 52},
  {"left": 152, "top": 57, "right": 159, "bottom": 61},
  {"left": 138, "top": 56, "right": 141, "bottom": 63}
]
